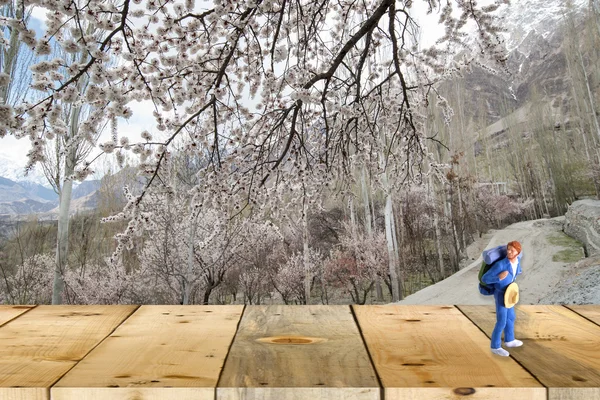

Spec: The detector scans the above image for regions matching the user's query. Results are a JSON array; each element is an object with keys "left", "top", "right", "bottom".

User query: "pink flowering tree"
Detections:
[
  {"left": 272, "top": 247, "right": 322, "bottom": 304},
  {"left": 134, "top": 189, "right": 252, "bottom": 305},
  {"left": 324, "top": 224, "right": 388, "bottom": 304},
  {"left": 0, "top": 254, "right": 54, "bottom": 304},
  {"left": 63, "top": 259, "right": 135, "bottom": 304},
  {"left": 234, "top": 220, "right": 284, "bottom": 304},
  {"left": 475, "top": 186, "right": 533, "bottom": 228}
]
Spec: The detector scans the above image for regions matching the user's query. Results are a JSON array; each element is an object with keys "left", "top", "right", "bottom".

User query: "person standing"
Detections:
[{"left": 481, "top": 241, "right": 523, "bottom": 356}]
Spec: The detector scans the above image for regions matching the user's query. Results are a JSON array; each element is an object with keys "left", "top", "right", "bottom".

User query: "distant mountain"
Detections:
[
  {"left": 0, "top": 176, "right": 53, "bottom": 203},
  {"left": 0, "top": 198, "right": 56, "bottom": 215},
  {"left": 18, "top": 181, "right": 58, "bottom": 202},
  {"left": 0, "top": 143, "right": 107, "bottom": 218},
  {"left": 0, "top": 156, "right": 50, "bottom": 188},
  {"left": 453, "top": 0, "right": 588, "bottom": 123},
  {"left": 72, "top": 179, "right": 102, "bottom": 200},
  {"left": 0, "top": 176, "right": 57, "bottom": 215},
  {"left": 500, "top": 0, "right": 587, "bottom": 52},
  {"left": 444, "top": 0, "right": 595, "bottom": 133}
]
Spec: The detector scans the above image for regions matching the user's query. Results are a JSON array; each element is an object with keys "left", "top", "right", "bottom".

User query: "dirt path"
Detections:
[{"left": 397, "top": 217, "right": 587, "bottom": 305}]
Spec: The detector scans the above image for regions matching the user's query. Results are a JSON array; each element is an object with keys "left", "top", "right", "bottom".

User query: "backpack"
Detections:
[
  {"left": 478, "top": 245, "right": 507, "bottom": 296},
  {"left": 478, "top": 261, "right": 496, "bottom": 295}
]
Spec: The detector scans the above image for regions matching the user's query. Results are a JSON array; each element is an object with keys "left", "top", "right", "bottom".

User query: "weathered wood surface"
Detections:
[
  {"left": 52, "top": 305, "right": 244, "bottom": 400},
  {"left": 0, "top": 305, "right": 137, "bottom": 400},
  {"left": 0, "top": 305, "right": 34, "bottom": 327},
  {"left": 354, "top": 305, "right": 545, "bottom": 400},
  {"left": 566, "top": 305, "right": 600, "bottom": 327},
  {"left": 217, "top": 305, "right": 380, "bottom": 400},
  {"left": 0, "top": 305, "right": 599, "bottom": 399},
  {"left": 458, "top": 305, "right": 600, "bottom": 400}
]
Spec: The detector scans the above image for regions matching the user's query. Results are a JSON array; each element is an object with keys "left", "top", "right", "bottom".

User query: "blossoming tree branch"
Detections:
[{"left": 0, "top": 0, "right": 509, "bottom": 303}]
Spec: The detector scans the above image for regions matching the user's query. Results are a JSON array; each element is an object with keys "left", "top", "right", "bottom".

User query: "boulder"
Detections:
[{"left": 563, "top": 200, "right": 600, "bottom": 256}]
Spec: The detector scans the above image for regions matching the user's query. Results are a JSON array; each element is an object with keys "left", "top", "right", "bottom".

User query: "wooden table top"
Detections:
[{"left": 0, "top": 304, "right": 597, "bottom": 400}]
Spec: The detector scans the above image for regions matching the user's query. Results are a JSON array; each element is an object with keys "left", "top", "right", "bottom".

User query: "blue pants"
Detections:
[{"left": 491, "top": 291, "right": 516, "bottom": 348}]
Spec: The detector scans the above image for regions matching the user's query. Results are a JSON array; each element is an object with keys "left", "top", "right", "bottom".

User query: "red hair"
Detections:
[{"left": 507, "top": 241, "right": 522, "bottom": 254}]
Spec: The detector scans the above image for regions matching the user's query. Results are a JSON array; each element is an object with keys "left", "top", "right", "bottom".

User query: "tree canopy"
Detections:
[{"left": 0, "top": 0, "right": 509, "bottom": 253}]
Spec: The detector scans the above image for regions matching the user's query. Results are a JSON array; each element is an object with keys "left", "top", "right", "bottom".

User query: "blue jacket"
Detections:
[{"left": 481, "top": 257, "right": 522, "bottom": 293}]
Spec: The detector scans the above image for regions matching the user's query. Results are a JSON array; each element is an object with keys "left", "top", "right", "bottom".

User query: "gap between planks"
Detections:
[
  {"left": 0, "top": 305, "right": 37, "bottom": 328},
  {"left": 46, "top": 305, "right": 141, "bottom": 391},
  {"left": 454, "top": 305, "right": 547, "bottom": 392},
  {"left": 564, "top": 305, "right": 600, "bottom": 328},
  {"left": 214, "top": 304, "right": 246, "bottom": 400},
  {"left": 349, "top": 305, "right": 384, "bottom": 400}
]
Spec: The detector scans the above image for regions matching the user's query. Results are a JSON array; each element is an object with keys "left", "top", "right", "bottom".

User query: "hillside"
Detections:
[{"left": 397, "top": 216, "right": 599, "bottom": 305}]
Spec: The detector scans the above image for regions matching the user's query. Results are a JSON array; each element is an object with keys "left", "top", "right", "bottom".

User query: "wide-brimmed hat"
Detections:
[{"left": 504, "top": 282, "right": 519, "bottom": 308}]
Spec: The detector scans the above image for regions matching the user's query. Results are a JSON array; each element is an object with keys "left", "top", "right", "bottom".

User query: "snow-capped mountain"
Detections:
[
  {"left": 0, "top": 174, "right": 102, "bottom": 216},
  {"left": 0, "top": 176, "right": 57, "bottom": 215},
  {"left": 0, "top": 155, "right": 51, "bottom": 188},
  {"left": 447, "top": 0, "right": 595, "bottom": 125},
  {"left": 0, "top": 153, "right": 104, "bottom": 216},
  {"left": 499, "top": 0, "right": 588, "bottom": 52}
]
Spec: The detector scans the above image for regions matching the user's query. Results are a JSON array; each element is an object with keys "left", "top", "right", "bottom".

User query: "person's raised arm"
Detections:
[{"left": 482, "top": 261, "right": 507, "bottom": 284}]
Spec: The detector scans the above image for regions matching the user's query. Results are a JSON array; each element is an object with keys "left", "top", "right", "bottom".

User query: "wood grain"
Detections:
[
  {"left": 0, "top": 305, "right": 136, "bottom": 400},
  {"left": 354, "top": 305, "right": 545, "bottom": 400},
  {"left": 218, "top": 388, "right": 380, "bottom": 400},
  {"left": 0, "top": 305, "right": 34, "bottom": 327},
  {"left": 566, "top": 305, "right": 600, "bottom": 327},
  {"left": 53, "top": 387, "right": 221, "bottom": 400},
  {"left": 53, "top": 305, "right": 244, "bottom": 400},
  {"left": 459, "top": 305, "right": 600, "bottom": 400},
  {"left": 217, "top": 305, "right": 380, "bottom": 400}
]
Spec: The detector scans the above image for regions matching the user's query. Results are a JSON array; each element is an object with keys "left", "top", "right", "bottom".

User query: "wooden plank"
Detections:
[
  {"left": 217, "top": 305, "right": 380, "bottom": 400},
  {"left": 53, "top": 305, "right": 244, "bottom": 400},
  {"left": 566, "top": 305, "right": 600, "bottom": 327},
  {"left": 0, "top": 305, "right": 34, "bottom": 327},
  {"left": 0, "top": 305, "right": 136, "bottom": 400},
  {"left": 459, "top": 305, "right": 600, "bottom": 400},
  {"left": 354, "top": 305, "right": 545, "bottom": 400}
]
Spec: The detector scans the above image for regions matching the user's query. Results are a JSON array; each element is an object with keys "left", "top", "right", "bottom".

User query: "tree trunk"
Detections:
[
  {"left": 361, "top": 169, "right": 372, "bottom": 235},
  {"left": 395, "top": 199, "right": 407, "bottom": 283},
  {"left": 203, "top": 284, "right": 213, "bottom": 305},
  {"left": 302, "top": 205, "right": 311, "bottom": 305},
  {"left": 447, "top": 198, "right": 461, "bottom": 273},
  {"left": 362, "top": 169, "right": 383, "bottom": 301},
  {"left": 389, "top": 198, "right": 403, "bottom": 298},
  {"left": 384, "top": 194, "right": 401, "bottom": 302},
  {"left": 183, "top": 210, "right": 198, "bottom": 305},
  {"left": 457, "top": 183, "right": 466, "bottom": 249},
  {"left": 565, "top": 44, "right": 600, "bottom": 196},
  {"left": 0, "top": 2, "right": 24, "bottom": 105},
  {"left": 52, "top": 147, "right": 76, "bottom": 305},
  {"left": 349, "top": 197, "right": 357, "bottom": 238},
  {"left": 429, "top": 175, "right": 445, "bottom": 278}
]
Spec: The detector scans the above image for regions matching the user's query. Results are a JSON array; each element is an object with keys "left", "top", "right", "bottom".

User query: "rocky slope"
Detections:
[
  {"left": 563, "top": 199, "right": 600, "bottom": 256},
  {"left": 454, "top": 0, "right": 592, "bottom": 129}
]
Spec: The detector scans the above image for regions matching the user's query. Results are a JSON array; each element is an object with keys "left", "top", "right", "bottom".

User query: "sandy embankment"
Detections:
[{"left": 397, "top": 216, "right": 599, "bottom": 305}]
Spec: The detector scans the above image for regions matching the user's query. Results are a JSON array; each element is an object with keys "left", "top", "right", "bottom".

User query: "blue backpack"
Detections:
[
  {"left": 478, "top": 244, "right": 522, "bottom": 295},
  {"left": 478, "top": 245, "right": 507, "bottom": 295}
]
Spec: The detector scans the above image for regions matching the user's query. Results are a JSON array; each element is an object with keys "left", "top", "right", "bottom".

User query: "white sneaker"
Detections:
[
  {"left": 505, "top": 340, "right": 523, "bottom": 348},
  {"left": 491, "top": 348, "right": 510, "bottom": 357}
]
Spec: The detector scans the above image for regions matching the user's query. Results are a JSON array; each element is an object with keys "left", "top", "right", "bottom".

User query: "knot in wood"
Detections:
[
  {"left": 257, "top": 336, "right": 326, "bottom": 345},
  {"left": 453, "top": 387, "right": 476, "bottom": 396}
]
